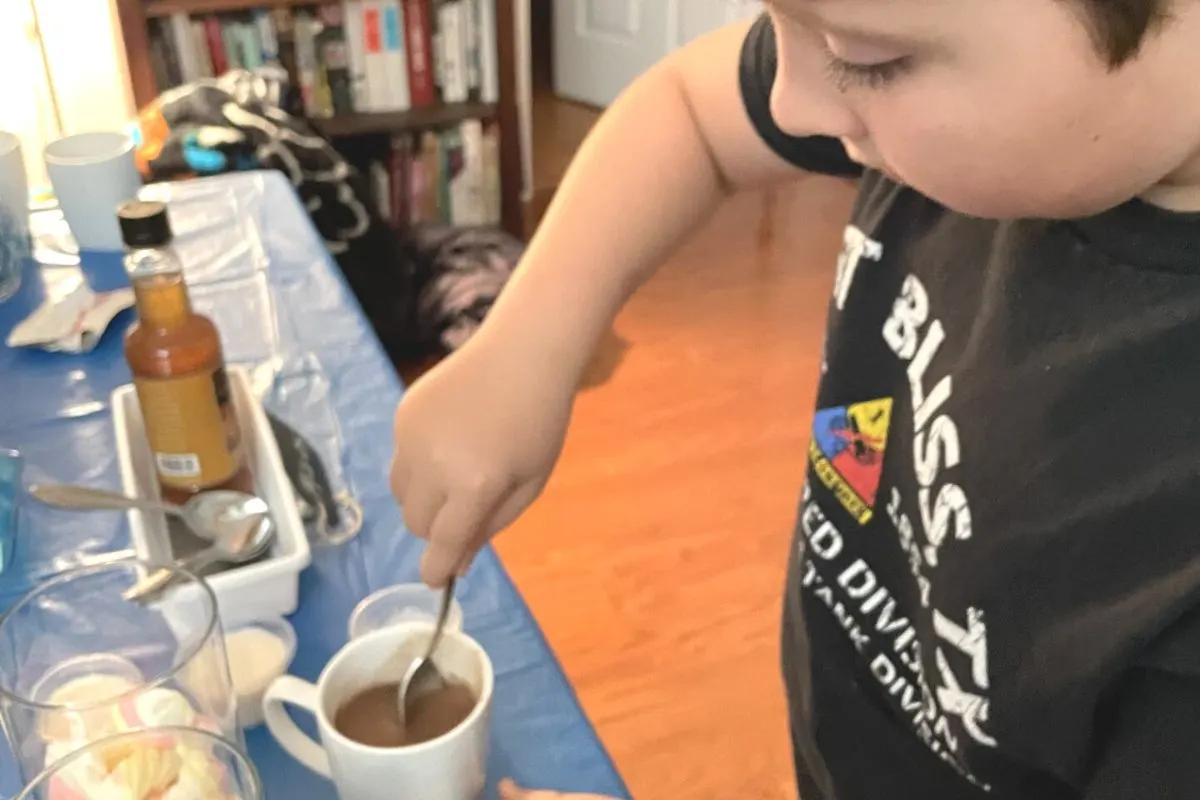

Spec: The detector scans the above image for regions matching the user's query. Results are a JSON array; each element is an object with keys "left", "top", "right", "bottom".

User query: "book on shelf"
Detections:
[
  {"left": 145, "top": 0, "right": 500, "bottom": 120},
  {"left": 402, "top": 0, "right": 436, "bottom": 107},
  {"left": 363, "top": 119, "right": 502, "bottom": 230}
]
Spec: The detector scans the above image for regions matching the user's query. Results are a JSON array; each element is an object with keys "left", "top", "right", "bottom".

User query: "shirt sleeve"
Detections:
[
  {"left": 1084, "top": 607, "right": 1200, "bottom": 798},
  {"left": 738, "top": 14, "right": 862, "bottom": 178}
]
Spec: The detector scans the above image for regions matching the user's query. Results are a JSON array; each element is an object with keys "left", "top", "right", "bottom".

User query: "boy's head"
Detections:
[{"left": 766, "top": 0, "right": 1200, "bottom": 219}]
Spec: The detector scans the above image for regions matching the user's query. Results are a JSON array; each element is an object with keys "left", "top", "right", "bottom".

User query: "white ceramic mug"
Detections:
[
  {"left": 44, "top": 132, "right": 141, "bottom": 251},
  {"left": 263, "top": 622, "right": 493, "bottom": 800}
]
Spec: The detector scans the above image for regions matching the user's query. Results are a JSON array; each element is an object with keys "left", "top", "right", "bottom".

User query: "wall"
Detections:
[
  {"left": 36, "top": 0, "right": 135, "bottom": 136},
  {"left": 0, "top": 0, "right": 135, "bottom": 189},
  {"left": 0, "top": 1, "right": 55, "bottom": 188},
  {"left": 517, "top": 0, "right": 533, "bottom": 202}
]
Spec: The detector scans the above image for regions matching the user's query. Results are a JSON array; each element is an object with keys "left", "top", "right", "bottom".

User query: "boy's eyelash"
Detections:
[{"left": 824, "top": 55, "right": 912, "bottom": 92}]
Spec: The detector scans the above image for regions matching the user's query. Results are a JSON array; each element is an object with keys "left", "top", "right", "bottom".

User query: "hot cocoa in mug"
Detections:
[
  {"left": 263, "top": 622, "right": 493, "bottom": 800},
  {"left": 334, "top": 678, "right": 478, "bottom": 748}
]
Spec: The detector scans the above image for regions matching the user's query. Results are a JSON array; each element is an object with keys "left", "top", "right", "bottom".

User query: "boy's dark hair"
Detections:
[{"left": 1080, "top": 0, "right": 1170, "bottom": 65}]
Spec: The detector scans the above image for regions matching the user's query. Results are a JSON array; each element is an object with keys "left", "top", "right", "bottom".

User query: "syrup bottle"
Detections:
[{"left": 119, "top": 200, "right": 252, "bottom": 503}]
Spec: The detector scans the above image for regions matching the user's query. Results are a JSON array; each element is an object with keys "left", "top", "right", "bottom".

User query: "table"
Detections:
[{"left": 0, "top": 172, "right": 630, "bottom": 799}]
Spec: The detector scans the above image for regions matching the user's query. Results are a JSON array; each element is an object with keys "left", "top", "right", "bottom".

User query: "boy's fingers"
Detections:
[
  {"left": 498, "top": 779, "right": 530, "bottom": 799},
  {"left": 499, "top": 780, "right": 564, "bottom": 800},
  {"left": 499, "top": 780, "right": 614, "bottom": 800},
  {"left": 420, "top": 540, "right": 462, "bottom": 588},
  {"left": 420, "top": 493, "right": 498, "bottom": 587},
  {"left": 387, "top": 455, "right": 407, "bottom": 501},
  {"left": 398, "top": 480, "right": 444, "bottom": 542}
]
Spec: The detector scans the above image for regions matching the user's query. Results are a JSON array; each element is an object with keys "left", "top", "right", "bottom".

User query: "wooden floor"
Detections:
[{"left": 494, "top": 98, "right": 859, "bottom": 799}]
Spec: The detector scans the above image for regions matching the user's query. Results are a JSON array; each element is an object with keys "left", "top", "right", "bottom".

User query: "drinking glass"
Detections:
[
  {"left": 0, "top": 130, "right": 29, "bottom": 302},
  {"left": 0, "top": 560, "right": 238, "bottom": 784},
  {"left": 14, "top": 725, "right": 262, "bottom": 799}
]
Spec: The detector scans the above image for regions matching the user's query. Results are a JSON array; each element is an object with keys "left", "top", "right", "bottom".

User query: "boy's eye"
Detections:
[
  {"left": 818, "top": 33, "right": 913, "bottom": 92},
  {"left": 824, "top": 55, "right": 912, "bottom": 92}
]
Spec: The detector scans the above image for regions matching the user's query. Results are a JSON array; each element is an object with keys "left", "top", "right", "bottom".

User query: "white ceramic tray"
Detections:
[{"left": 112, "top": 366, "right": 311, "bottom": 626}]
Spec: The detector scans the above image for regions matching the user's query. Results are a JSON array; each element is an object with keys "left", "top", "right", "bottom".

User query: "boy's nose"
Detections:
[{"left": 770, "top": 43, "right": 867, "bottom": 142}]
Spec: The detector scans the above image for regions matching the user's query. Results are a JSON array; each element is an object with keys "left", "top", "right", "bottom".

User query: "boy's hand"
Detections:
[
  {"left": 393, "top": 20, "right": 776, "bottom": 589},
  {"left": 390, "top": 342, "right": 574, "bottom": 586},
  {"left": 499, "top": 779, "right": 621, "bottom": 800}
]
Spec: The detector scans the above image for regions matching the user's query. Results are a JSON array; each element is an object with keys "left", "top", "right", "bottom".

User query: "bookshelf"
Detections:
[
  {"left": 145, "top": 0, "right": 324, "bottom": 15},
  {"left": 311, "top": 100, "right": 494, "bottom": 136},
  {"left": 114, "top": 0, "right": 524, "bottom": 236}
]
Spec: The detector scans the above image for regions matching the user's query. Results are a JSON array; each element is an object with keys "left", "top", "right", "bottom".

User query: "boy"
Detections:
[{"left": 391, "top": 1, "right": 1200, "bottom": 797}]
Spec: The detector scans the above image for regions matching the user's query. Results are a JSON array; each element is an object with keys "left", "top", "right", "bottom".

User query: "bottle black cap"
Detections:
[{"left": 117, "top": 200, "right": 173, "bottom": 248}]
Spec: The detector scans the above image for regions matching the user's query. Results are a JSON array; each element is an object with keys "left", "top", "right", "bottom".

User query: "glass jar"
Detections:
[{"left": 0, "top": 560, "right": 238, "bottom": 784}]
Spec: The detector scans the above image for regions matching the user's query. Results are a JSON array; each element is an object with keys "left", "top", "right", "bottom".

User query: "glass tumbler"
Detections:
[
  {"left": 14, "top": 725, "right": 262, "bottom": 800},
  {"left": 0, "top": 130, "right": 28, "bottom": 303},
  {"left": 0, "top": 560, "right": 238, "bottom": 785}
]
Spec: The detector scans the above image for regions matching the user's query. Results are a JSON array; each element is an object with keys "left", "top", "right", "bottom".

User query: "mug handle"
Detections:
[{"left": 263, "top": 675, "right": 332, "bottom": 778}]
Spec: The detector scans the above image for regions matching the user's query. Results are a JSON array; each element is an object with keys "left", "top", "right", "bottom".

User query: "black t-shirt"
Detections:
[{"left": 742, "top": 15, "right": 1200, "bottom": 800}]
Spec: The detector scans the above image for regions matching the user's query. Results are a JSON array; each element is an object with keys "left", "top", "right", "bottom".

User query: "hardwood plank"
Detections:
[
  {"left": 495, "top": 175, "right": 859, "bottom": 799},
  {"left": 310, "top": 103, "right": 498, "bottom": 138},
  {"left": 530, "top": 90, "right": 599, "bottom": 193}
]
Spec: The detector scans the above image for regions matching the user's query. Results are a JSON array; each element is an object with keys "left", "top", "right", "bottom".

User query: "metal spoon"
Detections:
[
  {"left": 122, "top": 508, "right": 276, "bottom": 602},
  {"left": 28, "top": 483, "right": 262, "bottom": 542},
  {"left": 396, "top": 577, "right": 458, "bottom": 730}
]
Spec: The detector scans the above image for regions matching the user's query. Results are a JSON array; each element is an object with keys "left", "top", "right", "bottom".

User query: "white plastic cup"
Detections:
[
  {"left": 225, "top": 616, "right": 297, "bottom": 729},
  {"left": 348, "top": 583, "right": 465, "bottom": 641},
  {"left": 44, "top": 132, "right": 142, "bottom": 251},
  {"left": 264, "top": 622, "right": 492, "bottom": 800},
  {"left": 0, "top": 131, "right": 29, "bottom": 301}
]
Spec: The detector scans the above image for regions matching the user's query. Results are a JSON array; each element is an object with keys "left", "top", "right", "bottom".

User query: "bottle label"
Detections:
[{"left": 134, "top": 367, "right": 243, "bottom": 490}]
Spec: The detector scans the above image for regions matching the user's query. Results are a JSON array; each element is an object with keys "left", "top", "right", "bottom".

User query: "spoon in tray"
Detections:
[
  {"left": 28, "top": 483, "right": 267, "bottom": 542},
  {"left": 122, "top": 508, "right": 276, "bottom": 602},
  {"left": 396, "top": 576, "right": 458, "bottom": 730}
]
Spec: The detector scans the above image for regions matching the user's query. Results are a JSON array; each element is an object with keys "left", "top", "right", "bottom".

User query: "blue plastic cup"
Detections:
[{"left": 0, "top": 449, "right": 20, "bottom": 575}]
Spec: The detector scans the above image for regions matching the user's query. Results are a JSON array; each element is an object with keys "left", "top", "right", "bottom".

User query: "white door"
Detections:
[{"left": 553, "top": 0, "right": 763, "bottom": 107}]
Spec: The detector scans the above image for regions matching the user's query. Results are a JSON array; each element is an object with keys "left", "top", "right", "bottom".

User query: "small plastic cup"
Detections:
[
  {"left": 348, "top": 583, "right": 464, "bottom": 641},
  {"left": 224, "top": 616, "right": 297, "bottom": 729}
]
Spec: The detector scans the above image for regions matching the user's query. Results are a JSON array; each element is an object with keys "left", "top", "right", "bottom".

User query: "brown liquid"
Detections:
[
  {"left": 125, "top": 271, "right": 251, "bottom": 504},
  {"left": 333, "top": 681, "right": 478, "bottom": 748}
]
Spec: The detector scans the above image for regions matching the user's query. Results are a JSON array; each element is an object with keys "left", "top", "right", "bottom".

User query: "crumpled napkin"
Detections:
[{"left": 6, "top": 282, "right": 134, "bottom": 354}]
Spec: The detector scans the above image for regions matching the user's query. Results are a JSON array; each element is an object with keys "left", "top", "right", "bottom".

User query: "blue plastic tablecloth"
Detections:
[{"left": 0, "top": 172, "right": 629, "bottom": 799}]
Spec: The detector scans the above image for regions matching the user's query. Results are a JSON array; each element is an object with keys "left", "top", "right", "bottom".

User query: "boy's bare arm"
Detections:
[
  {"left": 472, "top": 20, "right": 804, "bottom": 384},
  {"left": 392, "top": 21, "right": 809, "bottom": 585}
]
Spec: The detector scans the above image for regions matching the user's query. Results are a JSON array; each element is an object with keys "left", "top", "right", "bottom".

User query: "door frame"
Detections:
[{"left": 516, "top": 0, "right": 534, "bottom": 203}]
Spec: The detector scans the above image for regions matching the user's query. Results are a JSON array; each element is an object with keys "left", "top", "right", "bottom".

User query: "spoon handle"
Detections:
[
  {"left": 426, "top": 576, "right": 457, "bottom": 659},
  {"left": 122, "top": 549, "right": 224, "bottom": 603},
  {"left": 29, "top": 484, "right": 182, "bottom": 517},
  {"left": 121, "top": 564, "right": 179, "bottom": 603}
]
